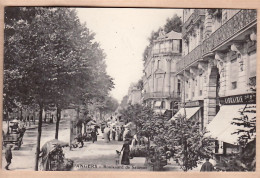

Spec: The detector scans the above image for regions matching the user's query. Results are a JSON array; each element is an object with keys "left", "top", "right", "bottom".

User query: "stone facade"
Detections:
[
  {"left": 176, "top": 9, "right": 257, "bottom": 128},
  {"left": 127, "top": 83, "right": 142, "bottom": 105},
  {"left": 142, "top": 30, "right": 182, "bottom": 113}
]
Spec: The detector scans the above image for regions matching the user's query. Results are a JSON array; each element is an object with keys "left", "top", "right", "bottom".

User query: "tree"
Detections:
[
  {"left": 4, "top": 7, "right": 114, "bottom": 170},
  {"left": 164, "top": 115, "right": 214, "bottom": 171},
  {"left": 163, "top": 14, "right": 182, "bottom": 33},
  {"left": 118, "top": 95, "right": 129, "bottom": 110},
  {"left": 136, "top": 79, "right": 144, "bottom": 90},
  {"left": 214, "top": 104, "right": 256, "bottom": 171}
]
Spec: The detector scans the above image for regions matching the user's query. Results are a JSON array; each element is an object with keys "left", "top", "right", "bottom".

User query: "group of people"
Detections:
[
  {"left": 74, "top": 127, "right": 98, "bottom": 148},
  {"left": 103, "top": 125, "right": 128, "bottom": 143}
]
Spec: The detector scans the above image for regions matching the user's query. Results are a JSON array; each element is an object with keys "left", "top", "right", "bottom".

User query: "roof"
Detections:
[
  {"left": 166, "top": 30, "right": 182, "bottom": 40},
  {"left": 156, "top": 30, "right": 182, "bottom": 41}
]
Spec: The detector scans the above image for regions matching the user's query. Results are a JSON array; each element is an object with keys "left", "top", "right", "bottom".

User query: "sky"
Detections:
[{"left": 76, "top": 8, "right": 182, "bottom": 102}]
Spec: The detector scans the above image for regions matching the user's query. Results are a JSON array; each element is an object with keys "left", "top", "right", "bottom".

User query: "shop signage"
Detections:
[
  {"left": 184, "top": 100, "right": 203, "bottom": 108},
  {"left": 220, "top": 93, "right": 256, "bottom": 105}
]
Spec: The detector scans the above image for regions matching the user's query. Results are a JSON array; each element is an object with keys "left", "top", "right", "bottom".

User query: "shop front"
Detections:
[
  {"left": 170, "top": 100, "right": 204, "bottom": 129},
  {"left": 206, "top": 93, "right": 256, "bottom": 156}
]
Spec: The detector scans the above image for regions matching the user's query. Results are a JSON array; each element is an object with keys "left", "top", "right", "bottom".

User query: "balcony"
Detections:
[
  {"left": 182, "top": 9, "right": 206, "bottom": 37},
  {"left": 177, "top": 9, "right": 257, "bottom": 73},
  {"left": 143, "top": 92, "right": 181, "bottom": 100},
  {"left": 152, "top": 48, "right": 180, "bottom": 56}
]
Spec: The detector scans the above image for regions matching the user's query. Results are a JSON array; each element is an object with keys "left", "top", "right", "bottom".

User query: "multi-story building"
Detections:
[
  {"left": 142, "top": 30, "right": 182, "bottom": 115},
  {"left": 174, "top": 9, "right": 257, "bottom": 155},
  {"left": 127, "top": 83, "right": 142, "bottom": 105}
]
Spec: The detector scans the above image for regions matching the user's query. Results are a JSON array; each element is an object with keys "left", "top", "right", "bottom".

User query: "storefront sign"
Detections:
[
  {"left": 184, "top": 100, "right": 203, "bottom": 108},
  {"left": 220, "top": 93, "right": 256, "bottom": 105}
]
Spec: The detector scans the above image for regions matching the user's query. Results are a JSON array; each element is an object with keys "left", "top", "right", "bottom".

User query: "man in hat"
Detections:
[
  {"left": 200, "top": 158, "right": 214, "bottom": 172},
  {"left": 5, "top": 145, "right": 13, "bottom": 170}
]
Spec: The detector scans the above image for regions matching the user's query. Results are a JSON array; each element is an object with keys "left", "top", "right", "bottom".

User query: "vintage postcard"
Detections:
[{"left": 0, "top": 1, "right": 259, "bottom": 177}]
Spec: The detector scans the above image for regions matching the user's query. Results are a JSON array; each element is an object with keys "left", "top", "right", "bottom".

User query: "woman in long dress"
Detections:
[{"left": 120, "top": 140, "right": 130, "bottom": 165}]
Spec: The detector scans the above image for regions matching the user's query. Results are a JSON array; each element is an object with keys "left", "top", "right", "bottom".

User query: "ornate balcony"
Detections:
[
  {"left": 177, "top": 9, "right": 257, "bottom": 73},
  {"left": 176, "top": 44, "right": 202, "bottom": 72},
  {"left": 143, "top": 91, "right": 181, "bottom": 101},
  {"left": 152, "top": 48, "right": 180, "bottom": 56},
  {"left": 182, "top": 9, "right": 206, "bottom": 37}
]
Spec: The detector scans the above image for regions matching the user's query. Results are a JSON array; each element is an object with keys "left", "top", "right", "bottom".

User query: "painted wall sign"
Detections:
[
  {"left": 220, "top": 93, "right": 256, "bottom": 105},
  {"left": 184, "top": 100, "right": 204, "bottom": 107}
]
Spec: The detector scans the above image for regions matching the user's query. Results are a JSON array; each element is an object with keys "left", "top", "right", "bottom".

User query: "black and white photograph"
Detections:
[{"left": 2, "top": 7, "right": 257, "bottom": 172}]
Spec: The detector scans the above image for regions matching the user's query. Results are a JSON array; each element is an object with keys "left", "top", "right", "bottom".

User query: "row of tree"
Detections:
[{"left": 4, "top": 7, "right": 114, "bottom": 170}]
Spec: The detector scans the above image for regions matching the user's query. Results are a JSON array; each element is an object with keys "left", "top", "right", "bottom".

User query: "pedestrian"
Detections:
[
  {"left": 5, "top": 145, "right": 13, "bottom": 170},
  {"left": 91, "top": 130, "right": 97, "bottom": 143},
  {"left": 200, "top": 158, "right": 214, "bottom": 172},
  {"left": 75, "top": 133, "right": 84, "bottom": 148},
  {"left": 120, "top": 139, "right": 130, "bottom": 165},
  {"left": 103, "top": 126, "right": 110, "bottom": 143},
  {"left": 112, "top": 127, "right": 116, "bottom": 140}
]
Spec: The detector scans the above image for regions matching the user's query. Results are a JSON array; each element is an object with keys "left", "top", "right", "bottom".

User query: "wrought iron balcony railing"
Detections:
[
  {"left": 143, "top": 92, "right": 181, "bottom": 100},
  {"left": 177, "top": 9, "right": 257, "bottom": 73},
  {"left": 152, "top": 48, "right": 180, "bottom": 56},
  {"left": 182, "top": 9, "right": 206, "bottom": 37}
]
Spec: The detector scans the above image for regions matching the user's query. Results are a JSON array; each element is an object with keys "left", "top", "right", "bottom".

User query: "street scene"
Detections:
[{"left": 2, "top": 7, "right": 257, "bottom": 172}]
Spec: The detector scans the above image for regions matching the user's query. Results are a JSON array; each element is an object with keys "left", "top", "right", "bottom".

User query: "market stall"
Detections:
[{"left": 39, "top": 139, "right": 73, "bottom": 171}]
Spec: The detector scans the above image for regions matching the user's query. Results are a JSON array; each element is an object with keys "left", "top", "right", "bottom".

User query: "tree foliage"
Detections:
[
  {"left": 119, "top": 104, "right": 213, "bottom": 171},
  {"left": 164, "top": 115, "right": 214, "bottom": 171},
  {"left": 4, "top": 7, "right": 114, "bottom": 170},
  {"left": 215, "top": 104, "right": 256, "bottom": 171},
  {"left": 164, "top": 14, "right": 182, "bottom": 33}
]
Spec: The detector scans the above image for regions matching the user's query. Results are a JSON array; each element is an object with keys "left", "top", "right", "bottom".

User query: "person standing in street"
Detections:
[
  {"left": 200, "top": 158, "right": 214, "bottom": 171},
  {"left": 120, "top": 139, "right": 130, "bottom": 165},
  {"left": 112, "top": 127, "right": 116, "bottom": 140},
  {"left": 91, "top": 129, "right": 97, "bottom": 143},
  {"left": 5, "top": 145, "right": 13, "bottom": 170}
]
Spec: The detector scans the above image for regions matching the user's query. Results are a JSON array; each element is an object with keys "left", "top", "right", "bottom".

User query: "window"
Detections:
[
  {"left": 170, "top": 101, "right": 174, "bottom": 109},
  {"left": 153, "top": 101, "right": 156, "bottom": 108},
  {"left": 157, "top": 60, "right": 161, "bottom": 69},
  {"left": 173, "top": 40, "right": 180, "bottom": 53},
  {"left": 156, "top": 78, "right": 163, "bottom": 92},
  {"left": 248, "top": 51, "right": 256, "bottom": 87},
  {"left": 249, "top": 51, "right": 256, "bottom": 79},
  {"left": 177, "top": 79, "right": 181, "bottom": 95},
  {"left": 199, "top": 74, "right": 203, "bottom": 96},
  {"left": 231, "top": 82, "right": 237, "bottom": 89},
  {"left": 230, "top": 58, "right": 238, "bottom": 90},
  {"left": 161, "top": 101, "right": 166, "bottom": 109}
]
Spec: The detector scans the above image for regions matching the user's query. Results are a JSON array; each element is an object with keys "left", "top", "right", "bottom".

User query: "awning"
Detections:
[
  {"left": 154, "top": 101, "right": 161, "bottom": 107},
  {"left": 206, "top": 104, "right": 256, "bottom": 145},
  {"left": 170, "top": 107, "right": 201, "bottom": 121}
]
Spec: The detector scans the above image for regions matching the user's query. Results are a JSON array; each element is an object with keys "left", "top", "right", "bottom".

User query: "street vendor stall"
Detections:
[{"left": 39, "top": 139, "right": 73, "bottom": 171}]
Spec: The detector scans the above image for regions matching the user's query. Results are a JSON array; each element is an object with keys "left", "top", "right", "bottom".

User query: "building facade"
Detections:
[
  {"left": 127, "top": 83, "right": 142, "bottom": 105},
  {"left": 175, "top": 9, "right": 257, "bottom": 155},
  {"left": 142, "top": 30, "right": 182, "bottom": 114}
]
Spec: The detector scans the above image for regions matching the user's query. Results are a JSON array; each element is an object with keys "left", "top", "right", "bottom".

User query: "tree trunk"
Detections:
[
  {"left": 7, "top": 112, "right": 10, "bottom": 134},
  {"left": 55, "top": 107, "right": 61, "bottom": 139},
  {"left": 35, "top": 104, "right": 43, "bottom": 171}
]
